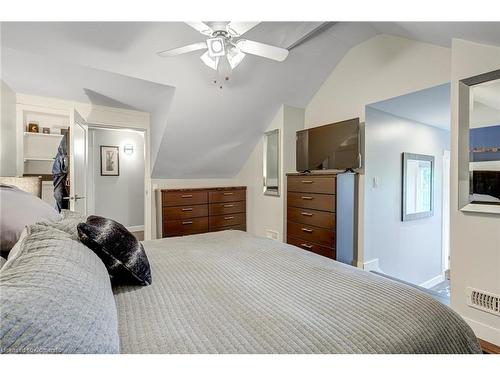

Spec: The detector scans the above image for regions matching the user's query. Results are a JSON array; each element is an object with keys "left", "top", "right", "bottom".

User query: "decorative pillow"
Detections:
[
  {"left": 77, "top": 215, "right": 152, "bottom": 286},
  {"left": 0, "top": 224, "right": 119, "bottom": 353},
  {"left": 0, "top": 185, "right": 60, "bottom": 252}
]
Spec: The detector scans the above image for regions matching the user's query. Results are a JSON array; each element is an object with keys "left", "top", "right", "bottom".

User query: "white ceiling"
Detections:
[
  {"left": 369, "top": 22, "right": 500, "bottom": 48},
  {"left": 368, "top": 83, "right": 451, "bottom": 130},
  {"left": 1, "top": 22, "right": 499, "bottom": 177}
]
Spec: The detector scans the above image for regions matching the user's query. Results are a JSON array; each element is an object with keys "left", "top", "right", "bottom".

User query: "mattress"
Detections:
[{"left": 113, "top": 230, "right": 481, "bottom": 354}]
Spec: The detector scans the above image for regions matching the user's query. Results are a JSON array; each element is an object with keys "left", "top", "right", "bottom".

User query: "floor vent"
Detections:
[{"left": 466, "top": 287, "right": 500, "bottom": 316}]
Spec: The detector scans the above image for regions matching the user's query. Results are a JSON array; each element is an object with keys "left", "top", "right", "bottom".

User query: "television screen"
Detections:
[{"left": 296, "top": 118, "right": 360, "bottom": 172}]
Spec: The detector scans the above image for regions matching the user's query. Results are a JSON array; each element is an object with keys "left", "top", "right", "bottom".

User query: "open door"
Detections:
[{"left": 69, "top": 109, "right": 88, "bottom": 215}]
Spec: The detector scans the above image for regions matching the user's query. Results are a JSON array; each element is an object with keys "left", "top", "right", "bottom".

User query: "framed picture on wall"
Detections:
[{"left": 100, "top": 146, "right": 120, "bottom": 176}]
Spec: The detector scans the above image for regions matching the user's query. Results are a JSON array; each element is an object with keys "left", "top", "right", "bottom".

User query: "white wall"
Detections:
[
  {"left": 304, "top": 34, "right": 452, "bottom": 267},
  {"left": 236, "top": 105, "right": 304, "bottom": 240},
  {"left": 450, "top": 39, "right": 500, "bottom": 345},
  {"left": 364, "top": 107, "right": 450, "bottom": 286},
  {"left": 88, "top": 128, "right": 145, "bottom": 228},
  {"left": 0, "top": 80, "right": 17, "bottom": 176}
]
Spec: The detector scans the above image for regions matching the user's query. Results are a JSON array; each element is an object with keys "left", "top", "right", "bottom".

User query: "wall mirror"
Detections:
[
  {"left": 402, "top": 152, "right": 434, "bottom": 221},
  {"left": 458, "top": 69, "right": 500, "bottom": 214},
  {"left": 263, "top": 129, "right": 280, "bottom": 196}
]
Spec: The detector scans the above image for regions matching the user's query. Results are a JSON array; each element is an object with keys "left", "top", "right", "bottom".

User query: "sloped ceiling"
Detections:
[
  {"left": 1, "top": 22, "right": 499, "bottom": 178},
  {"left": 369, "top": 83, "right": 451, "bottom": 130}
]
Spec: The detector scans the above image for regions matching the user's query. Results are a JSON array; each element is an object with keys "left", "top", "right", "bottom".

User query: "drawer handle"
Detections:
[
  {"left": 181, "top": 208, "right": 193, "bottom": 211},
  {"left": 301, "top": 196, "right": 313, "bottom": 200},
  {"left": 301, "top": 212, "right": 313, "bottom": 217},
  {"left": 223, "top": 192, "right": 234, "bottom": 196},
  {"left": 301, "top": 180, "right": 314, "bottom": 184},
  {"left": 182, "top": 221, "right": 193, "bottom": 225},
  {"left": 224, "top": 216, "right": 235, "bottom": 220},
  {"left": 301, "top": 243, "right": 313, "bottom": 249},
  {"left": 181, "top": 194, "right": 193, "bottom": 198},
  {"left": 223, "top": 204, "right": 234, "bottom": 208},
  {"left": 301, "top": 228, "right": 314, "bottom": 233}
]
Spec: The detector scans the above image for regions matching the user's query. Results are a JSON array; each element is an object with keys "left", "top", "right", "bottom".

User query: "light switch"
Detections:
[{"left": 373, "top": 177, "right": 379, "bottom": 188}]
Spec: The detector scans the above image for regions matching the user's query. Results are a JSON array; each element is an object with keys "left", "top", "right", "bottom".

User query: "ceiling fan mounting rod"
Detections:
[{"left": 212, "top": 30, "right": 231, "bottom": 40}]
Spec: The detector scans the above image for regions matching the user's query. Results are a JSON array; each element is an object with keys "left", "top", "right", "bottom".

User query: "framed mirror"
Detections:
[
  {"left": 402, "top": 152, "right": 434, "bottom": 221},
  {"left": 263, "top": 129, "right": 280, "bottom": 196},
  {"left": 458, "top": 69, "right": 500, "bottom": 214}
]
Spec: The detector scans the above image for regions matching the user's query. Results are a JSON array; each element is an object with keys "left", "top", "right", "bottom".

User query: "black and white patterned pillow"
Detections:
[{"left": 77, "top": 216, "right": 152, "bottom": 286}]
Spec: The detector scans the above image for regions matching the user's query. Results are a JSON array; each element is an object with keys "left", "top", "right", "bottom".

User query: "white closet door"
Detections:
[{"left": 69, "top": 109, "right": 88, "bottom": 215}]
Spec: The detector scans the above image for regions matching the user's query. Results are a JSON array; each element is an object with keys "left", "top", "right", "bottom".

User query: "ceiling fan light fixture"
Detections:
[
  {"left": 206, "top": 37, "right": 226, "bottom": 58},
  {"left": 227, "top": 46, "right": 246, "bottom": 69},
  {"left": 200, "top": 51, "right": 219, "bottom": 70}
]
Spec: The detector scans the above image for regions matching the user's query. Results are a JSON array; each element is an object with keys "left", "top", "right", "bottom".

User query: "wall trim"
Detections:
[
  {"left": 419, "top": 274, "right": 445, "bottom": 289},
  {"left": 463, "top": 317, "right": 500, "bottom": 347},
  {"left": 363, "top": 258, "right": 381, "bottom": 272},
  {"left": 127, "top": 225, "right": 144, "bottom": 233}
]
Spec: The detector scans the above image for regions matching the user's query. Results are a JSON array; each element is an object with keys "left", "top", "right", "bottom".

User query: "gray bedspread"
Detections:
[{"left": 113, "top": 231, "right": 481, "bottom": 354}]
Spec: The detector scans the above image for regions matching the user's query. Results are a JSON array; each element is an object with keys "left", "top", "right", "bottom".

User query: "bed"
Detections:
[
  {"left": 0, "top": 182, "right": 481, "bottom": 353},
  {"left": 113, "top": 231, "right": 481, "bottom": 354}
]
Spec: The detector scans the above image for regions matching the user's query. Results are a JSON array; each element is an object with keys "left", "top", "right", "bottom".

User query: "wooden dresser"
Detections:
[
  {"left": 160, "top": 186, "right": 246, "bottom": 237},
  {"left": 286, "top": 174, "right": 336, "bottom": 259}
]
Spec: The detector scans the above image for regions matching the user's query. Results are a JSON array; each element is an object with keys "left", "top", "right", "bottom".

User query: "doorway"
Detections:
[
  {"left": 86, "top": 126, "right": 146, "bottom": 238},
  {"left": 363, "top": 83, "right": 451, "bottom": 304}
]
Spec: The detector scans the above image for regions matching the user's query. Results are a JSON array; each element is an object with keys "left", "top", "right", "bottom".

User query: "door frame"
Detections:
[
  {"left": 69, "top": 105, "right": 152, "bottom": 240},
  {"left": 441, "top": 150, "right": 451, "bottom": 276}
]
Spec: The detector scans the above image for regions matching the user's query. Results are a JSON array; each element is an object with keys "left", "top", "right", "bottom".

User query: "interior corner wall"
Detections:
[
  {"left": 303, "top": 34, "right": 452, "bottom": 267},
  {"left": 364, "top": 107, "right": 450, "bottom": 286},
  {"left": 0, "top": 80, "right": 17, "bottom": 176},
  {"left": 237, "top": 105, "right": 304, "bottom": 241},
  {"left": 450, "top": 39, "right": 500, "bottom": 345}
]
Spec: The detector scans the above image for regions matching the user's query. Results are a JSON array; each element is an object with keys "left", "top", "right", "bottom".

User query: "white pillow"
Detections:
[{"left": 0, "top": 185, "right": 60, "bottom": 252}]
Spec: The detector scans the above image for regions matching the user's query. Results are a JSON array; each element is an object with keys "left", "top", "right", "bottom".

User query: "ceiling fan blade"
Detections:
[
  {"left": 226, "top": 22, "right": 260, "bottom": 36},
  {"left": 185, "top": 21, "right": 213, "bottom": 36},
  {"left": 236, "top": 39, "right": 289, "bottom": 62},
  {"left": 157, "top": 42, "right": 207, "bottom": 57}
]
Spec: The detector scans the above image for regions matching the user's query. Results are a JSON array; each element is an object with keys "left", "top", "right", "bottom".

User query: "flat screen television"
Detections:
[{"left": 296, "top": 118, "right": 361, "bottom": 172}]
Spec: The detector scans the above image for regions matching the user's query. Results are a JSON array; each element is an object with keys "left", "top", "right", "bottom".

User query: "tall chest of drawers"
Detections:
[
  {"left": 161, "top": 186, "right": 246, "bottom": 237},
  {"left": 286, "top": 174, "right": 336, "bottom": 259}
]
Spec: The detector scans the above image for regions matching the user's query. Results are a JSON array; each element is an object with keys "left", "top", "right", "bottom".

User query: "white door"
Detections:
[{"left": 69, "top": 110, "right": 88, "bottom": 214}]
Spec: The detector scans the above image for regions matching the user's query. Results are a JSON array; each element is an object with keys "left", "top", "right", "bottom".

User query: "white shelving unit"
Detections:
[{"left": 17, "top": 106, "right": 70, "bottom": 178}]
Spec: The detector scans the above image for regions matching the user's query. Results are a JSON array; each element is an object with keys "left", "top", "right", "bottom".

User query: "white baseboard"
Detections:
[
  {"left": 363, "top": 258, "right": 382, "bottom": 272},
  {"left": 127, "top": 225, "right": 144, "bottom": 233},
  {"left": 419, "top": 274, "right": 445, "bottom": 289},
  {"left": 463, "top": 317, "right": 500, "bottom": 347}
]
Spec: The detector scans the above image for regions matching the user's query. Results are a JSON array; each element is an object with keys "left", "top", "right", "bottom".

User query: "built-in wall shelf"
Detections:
[
  {"left": 24, "top": 157, "right": 56, "bottom": 162},
  {"left": 24, "top": 132, "right": 64, "bottom": 138}
]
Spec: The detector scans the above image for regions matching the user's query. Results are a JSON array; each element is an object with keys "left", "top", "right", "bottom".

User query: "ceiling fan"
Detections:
[{"left": 157, "top": 22, "right": 289, "bottom": 72}]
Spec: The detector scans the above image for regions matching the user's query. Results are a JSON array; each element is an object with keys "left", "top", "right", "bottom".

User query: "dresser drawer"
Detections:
[
  {"left": 287, "top": 236, "right": 335, "bottom": 259},
  {"left": 209, "top": 201, "right": 246, "bottom": 216},
  {"left": 287, "top": 221, "right": 334, "bottom": 247},
  {"left": 287, "top": 207, "right": 335, "bottom": 229},
  {"left": 163, "top": 217, "right": 208, "bottom": 237},
  {"left": 163, "top": 191, "right": 208, "bottom": 207},
  {"left": 288, "top": 176, "right": 336, "bottom": 194},
  {"left": 287, "top": 192, "right": 335, "bottom": 212},
  {"left": 163, "top": 204, "right": 208, "bottom": 220},
  {"left": 209, "top": 212, "right": 246, "bottom": 229},
  {"left": 209, "top": 189, "right": 246, "bottom": 203},
  {"left": 209, "top": 224, "right": 246, "bottom": 232}
]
